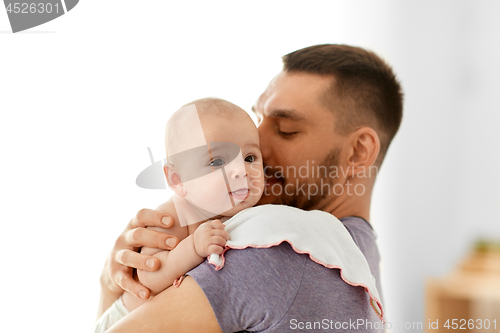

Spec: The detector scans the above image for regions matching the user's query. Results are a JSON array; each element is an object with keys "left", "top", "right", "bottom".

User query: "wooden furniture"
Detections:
[{"left": 425, "top": 249, "right": 500, "bottom": 332}]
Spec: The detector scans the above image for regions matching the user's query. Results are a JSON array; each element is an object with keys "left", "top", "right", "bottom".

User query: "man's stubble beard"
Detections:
[{"left": 263, "top": 147, "right": 341, "bottom": 211}]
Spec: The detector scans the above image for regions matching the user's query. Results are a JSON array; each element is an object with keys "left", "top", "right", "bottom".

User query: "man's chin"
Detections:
[
  {"left": 256, "top": 179, "right": 285, "bottom": 206},
  {"left": 255, "top": 192, "right": 278, "bottom": 206},
  {"left": 256, "top": 190, "right": 296, "bottom": 207}
]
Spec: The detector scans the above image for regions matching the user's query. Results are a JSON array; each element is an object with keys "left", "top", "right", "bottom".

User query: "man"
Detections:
[{"left": 98, "top": 44, "right": 403, "bottom": 332}]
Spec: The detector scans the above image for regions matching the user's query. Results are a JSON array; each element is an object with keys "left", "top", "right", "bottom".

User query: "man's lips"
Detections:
[{"left": 230, "top": 188, "right": 249, "bottom": 200}]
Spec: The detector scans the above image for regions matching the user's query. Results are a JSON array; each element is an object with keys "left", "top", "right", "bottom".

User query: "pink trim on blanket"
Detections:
[
  {"left": 208, "top": 240, "right": 384, "bottom": 323},
  {"left": 173, "top": 275, "right": 186, "bottom": 288}
]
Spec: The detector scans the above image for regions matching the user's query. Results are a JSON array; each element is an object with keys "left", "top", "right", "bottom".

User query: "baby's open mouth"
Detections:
[{"left": 230, "top": 188, "right": 249, "bottom": 201}]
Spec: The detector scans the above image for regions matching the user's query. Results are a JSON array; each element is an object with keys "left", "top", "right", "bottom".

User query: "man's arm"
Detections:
[{"left": 106, "top": 276, "right": 222, "bottom": 333}]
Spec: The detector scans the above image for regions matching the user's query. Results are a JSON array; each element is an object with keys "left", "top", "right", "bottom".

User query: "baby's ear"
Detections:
[{"left": 164, "top": 163, "right": 187, "bottom": 197}]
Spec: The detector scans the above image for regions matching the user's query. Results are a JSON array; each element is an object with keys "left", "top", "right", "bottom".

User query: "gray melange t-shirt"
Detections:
[{"left": 188, "top": 216, "right": 384, "bottom": 333}]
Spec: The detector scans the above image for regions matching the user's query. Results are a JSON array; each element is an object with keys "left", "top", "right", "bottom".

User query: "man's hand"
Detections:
[
  {"left": 193, "top": 220, "right": 230, "bottom": 258},
  {"left": 100, "top": 208, "right": 179, "bottom": 301}
]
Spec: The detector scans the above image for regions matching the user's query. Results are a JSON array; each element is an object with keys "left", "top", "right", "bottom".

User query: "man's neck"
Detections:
[{"left": 315, "top": 187, "right": 372, "bottom": 222}]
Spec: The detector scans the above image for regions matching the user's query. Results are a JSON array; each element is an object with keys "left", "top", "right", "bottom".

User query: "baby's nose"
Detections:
[{"left": 232, "top": 170, "right": 247, "bottom": 179}]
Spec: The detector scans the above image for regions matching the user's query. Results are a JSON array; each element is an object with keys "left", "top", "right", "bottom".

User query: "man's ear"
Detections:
[
  {"left": 346, "top": 127, "right": 380, "bottom": 176},
  {"left": 164, "top": 163, "right": 187, "bottom": 197}
]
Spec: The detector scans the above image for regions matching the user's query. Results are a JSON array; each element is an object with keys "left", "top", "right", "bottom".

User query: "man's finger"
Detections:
[
  {"left": 116, "top": 249, "right": 161, "bottom": 271},
  {"left": 130, "top": 208, "right": 174, "bottom": 229},
  {"left": 124, "top": 227, "right": 179, "bottom": 249},
  {"left": 115, "top": 271, "right": 151, "bottom": 300}
]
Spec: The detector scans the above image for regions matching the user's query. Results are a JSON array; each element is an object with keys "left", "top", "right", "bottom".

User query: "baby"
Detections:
[
  {"left": 94, "top": 97, "right": 384, "bottom": 332},
  {"left": 121, "top": 97, "right": 265, "bottom": 311}
]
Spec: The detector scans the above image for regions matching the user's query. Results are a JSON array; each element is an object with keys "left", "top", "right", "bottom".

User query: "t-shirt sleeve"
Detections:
[{"left": 187, "top": 242, "right": 306, "bottom": 333}]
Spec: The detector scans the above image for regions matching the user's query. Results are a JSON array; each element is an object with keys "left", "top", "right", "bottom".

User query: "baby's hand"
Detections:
[{"left": 193, "top": 220, "right": 230, "bottom": 258}]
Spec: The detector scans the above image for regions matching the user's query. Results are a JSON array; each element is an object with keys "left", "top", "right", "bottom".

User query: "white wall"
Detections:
[
  {"left": 1, "top": 1, "right": 499, "bottom": 332},
  {"left": 372, "top": 1, "right": 500, "bottom": 331}
]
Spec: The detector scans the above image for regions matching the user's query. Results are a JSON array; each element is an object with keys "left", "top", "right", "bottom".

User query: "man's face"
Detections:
[{"left": 252, "top": 71, "right": 346, "bottom": 210}]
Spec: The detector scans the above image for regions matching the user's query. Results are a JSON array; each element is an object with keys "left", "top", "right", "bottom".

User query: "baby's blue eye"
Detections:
[
  {"left": 210, "top": 158, "right": 225, "bottom": 167},
  {"left": 244, "top": 155, "right": 256, "bottom": 163}
]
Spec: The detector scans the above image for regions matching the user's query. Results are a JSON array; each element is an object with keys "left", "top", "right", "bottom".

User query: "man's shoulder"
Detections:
[
  {"left": 339, "top": 216, "right": 379, "bottom": 263},
  {"left": 191, "top": 242, "right": 309, "bottom": 283},
  {"left": 188, "top": 214, "right": 383, "bottom": 332},
  {"left": 189, "top": 242, "right": 382, "bottom": 332},
  {"left": 339, "top": 216, "right": 375, "bottom": 236},
  {"left": 188, "top": 243, "right": 308, "bottom": 332}
]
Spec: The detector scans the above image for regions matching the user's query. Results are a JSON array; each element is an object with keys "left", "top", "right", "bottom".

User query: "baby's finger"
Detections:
[
  {"left": 207, "top": 244, "right": 224, "bottom": 255},
  {"left": 208, "top": 235, "right": 228, "bottom": 247},
  {"left": 209, "top": 229, "right": 230, "bottom": 241},
  {"left": 209, "top": 220, "right": 226, "bottom": 229}
]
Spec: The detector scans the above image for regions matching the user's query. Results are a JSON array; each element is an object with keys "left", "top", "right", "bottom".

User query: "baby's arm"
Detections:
[
  {"left": 123, "top": 219, "right": 229, "bottom": 312},
  {"left": 140, "top": 220, "right": 229, "bottom": 294}
]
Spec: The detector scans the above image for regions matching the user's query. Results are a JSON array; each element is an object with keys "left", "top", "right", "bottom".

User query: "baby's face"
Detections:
[{"left": 179, "top": 113, "right": 264, "bottom": 217}]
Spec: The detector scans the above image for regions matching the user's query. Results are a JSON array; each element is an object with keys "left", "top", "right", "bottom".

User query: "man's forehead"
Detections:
[
  {"left": 252, "top": 72, "right": 331, "bottom": 120},
  {"left": 252, "top": 72, "right": 282, "bottom": 110}
]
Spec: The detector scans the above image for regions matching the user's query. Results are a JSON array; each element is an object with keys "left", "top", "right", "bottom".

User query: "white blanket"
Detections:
[
  {"left": 208, "top": 204, "right": 384, "bottom": 322},
  {"left": 93, "top": 296, "right": 129, "bottom": 333}
]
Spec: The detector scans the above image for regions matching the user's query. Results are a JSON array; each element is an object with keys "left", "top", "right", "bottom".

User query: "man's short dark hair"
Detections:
[{"left": 282, "top": 44, "right": 403, "bottom": 164}]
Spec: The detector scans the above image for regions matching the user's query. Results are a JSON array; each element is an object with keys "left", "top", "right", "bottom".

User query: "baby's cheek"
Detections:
[
  {"left": 202, "top": 173, "right": 233, "bottom": 211},
  {"left": 249, "top": 174, "right": 264, "bottom": 192},
  {"left": 193, "top": 170, "right": 227, "bottom": 196}
]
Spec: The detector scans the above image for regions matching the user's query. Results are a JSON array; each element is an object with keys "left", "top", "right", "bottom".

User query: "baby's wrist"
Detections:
[
  {"left": 194, "top": 245, "right": 207, "bottom": 258},
  {"left": 192, "top": 234, "right": 208, "bottom": 258}
]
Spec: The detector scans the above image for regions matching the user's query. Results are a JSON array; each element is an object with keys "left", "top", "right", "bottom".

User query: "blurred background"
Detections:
[{"left": 1, "top": 1, "right": 499, "bottom": 332}]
